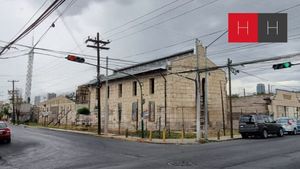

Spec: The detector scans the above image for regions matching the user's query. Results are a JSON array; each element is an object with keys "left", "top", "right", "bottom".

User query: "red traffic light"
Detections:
[{"left": 66, "top": 55, "right": 85, "bottom": 63}]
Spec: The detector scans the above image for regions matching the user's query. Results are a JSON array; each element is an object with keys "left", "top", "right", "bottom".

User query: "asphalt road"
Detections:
[{"left": 1, "top": 125, "right": 300, "bottom": 169}]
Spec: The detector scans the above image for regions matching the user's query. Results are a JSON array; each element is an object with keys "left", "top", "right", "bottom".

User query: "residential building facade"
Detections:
[{"left": 37, "top": 96, "right": 78, "bottom": 126}]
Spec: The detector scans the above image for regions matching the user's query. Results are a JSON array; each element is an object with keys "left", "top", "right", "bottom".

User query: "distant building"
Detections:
[
  {"left": 37, "top": 96, "right": 78, "bottom": 126},
  {"left": 231, "top": 89, "right": 300, "bottom": 129},
  {"left": 257, "top": 83, "right": 266, "bottom": 94},
  {"left": 47, "top": 93, "right": 56, "bottom": 100},
  {"left": 76, "top": 85, "right": 90, "bottom": 104},
  {"left": 34, "top": 96, "right": 41, "bottom": 105}
]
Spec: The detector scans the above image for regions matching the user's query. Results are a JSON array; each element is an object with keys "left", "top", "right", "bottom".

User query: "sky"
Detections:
[{"left": 0, "top": 0, "right": 300, "bottom": 102}]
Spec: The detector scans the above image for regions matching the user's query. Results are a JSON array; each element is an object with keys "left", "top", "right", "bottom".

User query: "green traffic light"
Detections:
[
  {"left": 283, "top": 62, "right": 291, "bottom": 68},
  {"left": 272, "top": 62, "right": 292, "bottom": 70}
]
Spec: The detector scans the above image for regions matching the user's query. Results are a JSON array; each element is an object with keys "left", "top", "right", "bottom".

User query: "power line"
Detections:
[
  {"left": 238, "top": 69, "right": 300, "bottom": 91},
  {"left": 174, "top": 51, "right": 300, "bottom": 74},
  {"left": 0, "top": 0, "right": 66, "bottom": 55},
  {"left": 33, "top": 67, "right": 94, "bottom": 85},
  {"left": 106, "top": 0, "right": 194, "bottom": 38},
  {"left": 111, "top": 0, "right": 221, "bottom": 42},
  {"left": 56, "top": 0, "right": 82, "bottom": 52},
  {"left": 33, "top": 0, "right": 77, "bottom": 48},
  {"left": 0, "top": 39, "right": 139, "bottom": 64},
  {"left": 103, "top": 0, "right": 180, "bottom": 35},
  {"left": 34, "top": 48, "right": 138, "bottom": 64},
  {"left": 9, "top": 0, "right": 48, "bottom": 41},
  {"left": 209, "top": 32, "right": 300, "bottom": 58},
  {"left": 118, "top": 29, "right": 226, "bottom": 59},
  {"left": 0, "top": 49, "right": 29, "bottom": 57},
  {"left": 0, "top": 53, "right": 29, "bottom": 60},
  {"left": 26, "top": 0, "right": 78, "bottom": 103},
  {"left": 34, "top": 52, "right": 135, "bottom": 66}
]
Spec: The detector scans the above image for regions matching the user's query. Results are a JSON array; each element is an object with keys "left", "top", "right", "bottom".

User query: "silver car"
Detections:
[{"left": 276, "top": 117, "right": 297, "bottom": 135}]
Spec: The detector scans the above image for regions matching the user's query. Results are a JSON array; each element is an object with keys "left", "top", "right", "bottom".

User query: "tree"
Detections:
[{"left": 0, "top": 106, "right": 10, "bottom": 120}]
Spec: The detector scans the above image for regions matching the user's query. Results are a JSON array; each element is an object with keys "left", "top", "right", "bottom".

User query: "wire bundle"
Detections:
[{"left": 0, "top": 0, "right": 66, "bottom": 55}]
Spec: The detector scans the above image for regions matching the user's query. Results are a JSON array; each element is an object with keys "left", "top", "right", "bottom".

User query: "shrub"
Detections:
[{"left": 77, "top": 107, "right": 91, "bottom": 115}]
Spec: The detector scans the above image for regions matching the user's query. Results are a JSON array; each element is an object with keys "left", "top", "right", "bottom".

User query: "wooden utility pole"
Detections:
[
  {"left": 227, "top": 58, "right": 233, "bottom": 139},
  {"left": 8, "top": 80, "right": 19, "bottom": 125},
  {"left": 105, "top": 56, "right": 109, "bottom": 134},
  {"left": 86, "top": 33, "right": 110, "bottom": 135},
  {"left": 220, "top": 81, "right": 226, "bottom": 136},
  {"left": 195, "top": 39, "right": 201, "bottom": 142}
]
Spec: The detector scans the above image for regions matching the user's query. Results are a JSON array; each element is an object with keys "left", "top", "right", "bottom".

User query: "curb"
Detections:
[
  {"left": 25, "top": 125, "right": 240, "bottom": 144},
  {"left": 208, "top": 137, "right": 242, "bottom": 142}
]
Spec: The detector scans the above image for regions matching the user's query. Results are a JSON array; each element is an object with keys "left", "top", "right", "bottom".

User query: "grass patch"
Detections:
[{"left": 128, "top": 130, "right": 196, "bottom": 139}]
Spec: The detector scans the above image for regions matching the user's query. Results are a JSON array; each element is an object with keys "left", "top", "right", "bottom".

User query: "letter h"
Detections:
[{"left": 237, "top": 21, "right": 249, "bottom": 35}]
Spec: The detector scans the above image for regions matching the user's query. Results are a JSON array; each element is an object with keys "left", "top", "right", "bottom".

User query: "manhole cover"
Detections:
[{"left": 168, "top": 161, "right": 194, "bottom": 167}]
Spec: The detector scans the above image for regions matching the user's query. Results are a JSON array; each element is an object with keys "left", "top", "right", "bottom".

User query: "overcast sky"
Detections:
[{"left": 0, "top": 0, "right": 300, "bottom": 102}]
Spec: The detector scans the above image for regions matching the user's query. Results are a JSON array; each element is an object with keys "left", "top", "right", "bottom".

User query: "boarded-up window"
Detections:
[
  {"left": 132, "top": 102, "right": 138, "bottom": 121},
  {"left": 149, "top": 78, "right": 155, "bottom": 94},
  {"left": 118, "top": 103, "right": 122, "bottom": 122},
  {"left": 118, "top": 84, "right": 122, "bottom": 98},
  {"left": 107, "top": 86, "right": 110, "bottom": 98},
  {"left": 149, "top": 101, "right": 155, "bottom": 122},
  {"left": 133, "top": 81, "right": 137, "bottom": 96}
]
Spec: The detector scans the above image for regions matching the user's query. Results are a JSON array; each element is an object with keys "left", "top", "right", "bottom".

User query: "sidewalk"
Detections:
[{"left": 28, "top": 126, "right": 241, "bottom": 144}]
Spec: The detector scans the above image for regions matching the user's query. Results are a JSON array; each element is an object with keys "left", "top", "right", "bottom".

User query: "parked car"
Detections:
[
  {"left": 276, "top": 117, "right": 297, "bottom": 135},
  {"left": 297, "top": 120, "right": 300, "bottom": 133},
  {"left": 239, "top": 114, "right": 284, "bottom": 139},
  {"left": 0, "top": 121, "right": 11, "bottom": 143}
]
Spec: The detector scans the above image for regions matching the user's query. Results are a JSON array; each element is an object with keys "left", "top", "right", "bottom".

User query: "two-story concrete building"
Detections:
[{"left": 79, "top": 43, "right": 228, "bottom": 133}]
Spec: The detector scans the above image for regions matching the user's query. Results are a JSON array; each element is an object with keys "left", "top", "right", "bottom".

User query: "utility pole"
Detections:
[
  {"left": 8, "top": 80, "right": 19, "bottom": 125},
  {"left": 227, "top": 58, "right": 233, "bottom": 139},
  {"left": 220, "top": 81, "right": 226, "bottom": 136},
  {"left": 16, "top": 93, "right": 20, "bottom": 125},
  {"left": 105, "top": 56, "right": 109, "bottom": 134},
  {"left": 159, "top": 72, "right": 167, "bottom": 130},
  {"left": 86, "top": 33, "right": 110, "bottom": 135},
  {"left": 140, "top": 83, "right": 144, "bottom": 139},
  {"left": 195, "top": 39, "right": 201, "bottom": 142},
  {"left": 203, "top": 30, "right": 228, "bottom": 141}
]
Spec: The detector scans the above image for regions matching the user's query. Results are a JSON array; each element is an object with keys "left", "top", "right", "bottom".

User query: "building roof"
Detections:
[
  {"left": 38, "top": 95, "right": 75, "bottom": 106},
  {"left": 84, "top": 49, "right": 194, "bottom": 86},
  {"left": 116, "top": 49, "right": 194, "bottom": 71}
]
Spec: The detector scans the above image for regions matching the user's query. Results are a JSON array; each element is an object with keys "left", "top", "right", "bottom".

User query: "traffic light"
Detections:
[
  {"left": 66, "top": 55, "right": 85, "bottom": 63},
  {"left": 272, "top": 62, "right": 292, "bottom": 70}
]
